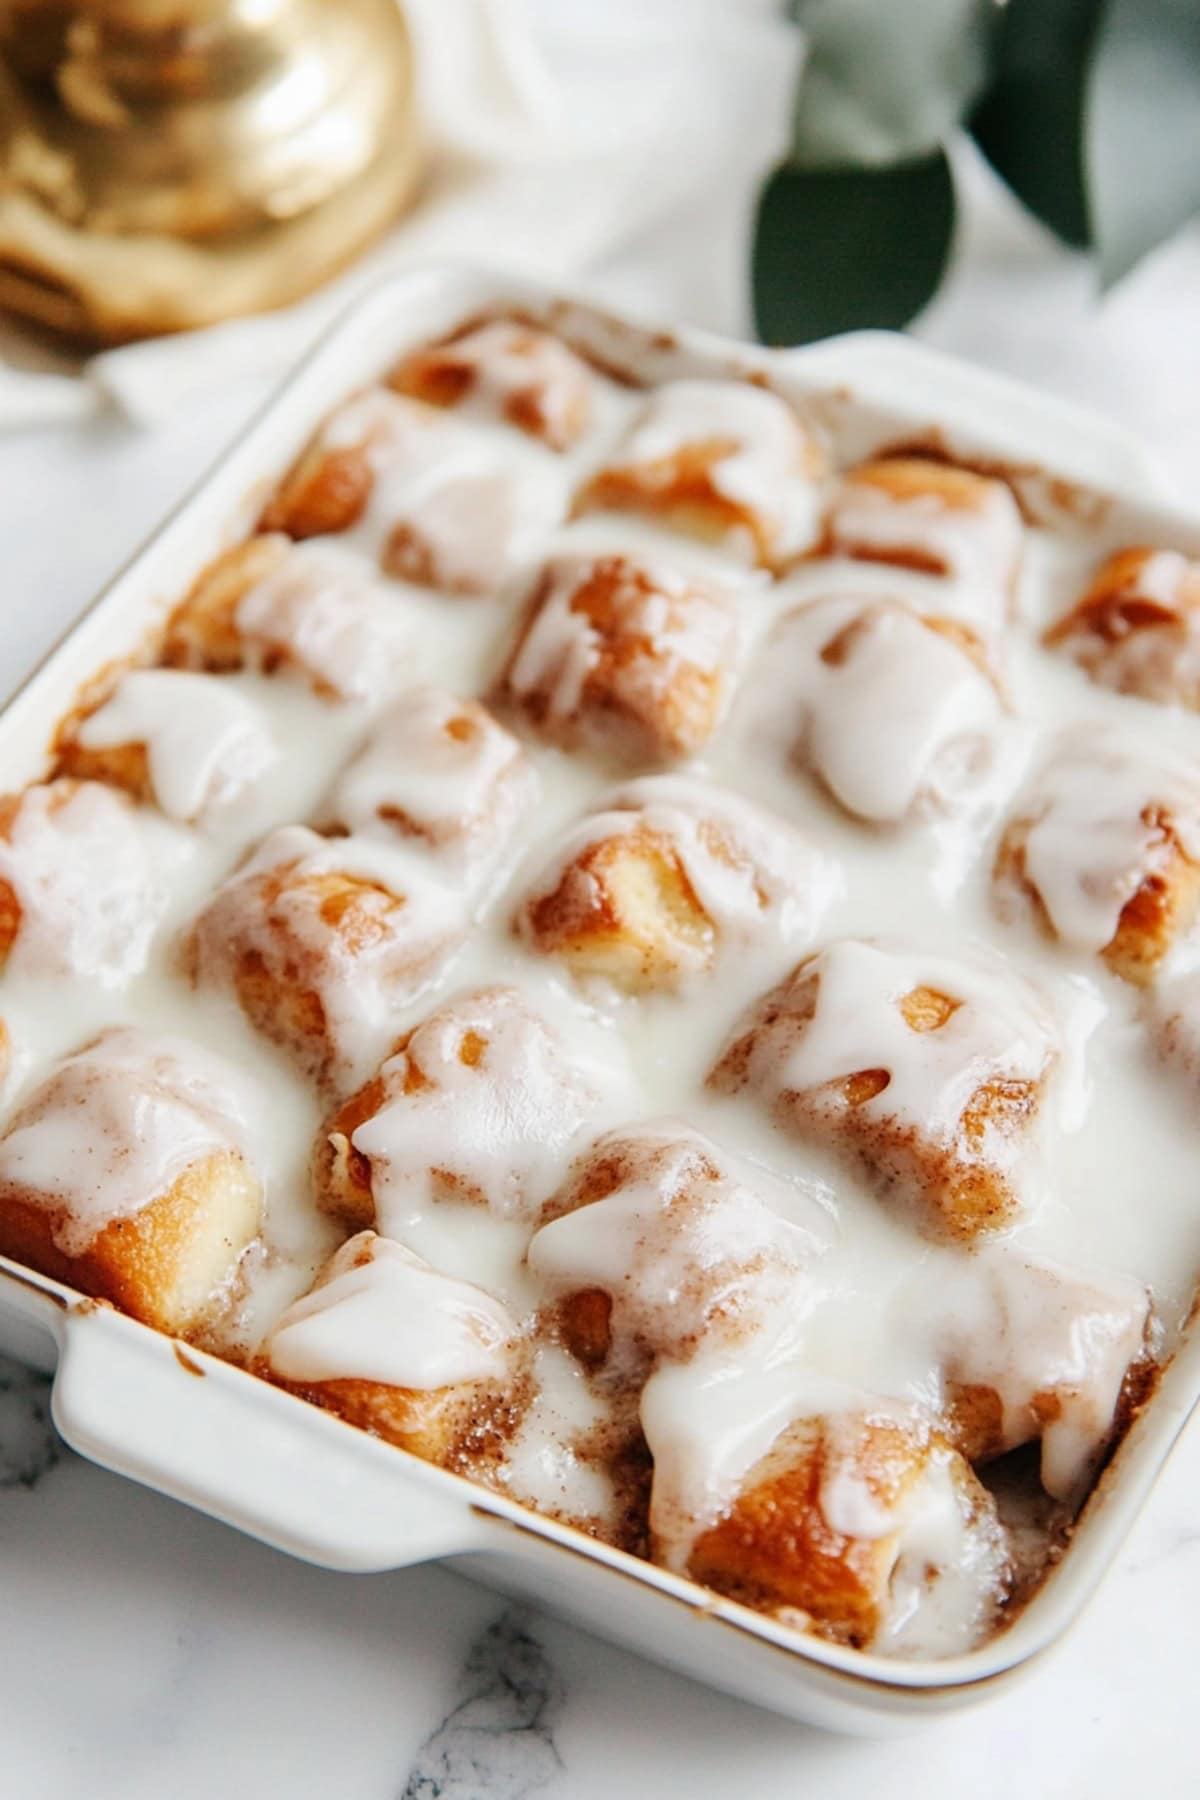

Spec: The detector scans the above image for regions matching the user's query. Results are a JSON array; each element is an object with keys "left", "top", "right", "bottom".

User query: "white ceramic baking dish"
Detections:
[{"left": 2, "top": 266, "right": 1198, "bottom": 1737}]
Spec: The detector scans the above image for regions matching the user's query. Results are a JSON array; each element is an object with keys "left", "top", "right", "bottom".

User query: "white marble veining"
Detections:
[{"left": 0, "top": 1353, "right": 1198, "bottom": 1797}]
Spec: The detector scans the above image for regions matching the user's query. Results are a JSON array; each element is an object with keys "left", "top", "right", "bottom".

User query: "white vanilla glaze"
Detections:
[
  {"left": 528, "top": 1120, "right": 833, "bottom": 1364},
  {"left": 504, "top": 551, "right": 741, "bottom": 756},
  {"left": 372, "top": 450, "right": 565, "bottom": 595},
  {"left": 326, "top": 685, "right": 538, "bottom": 891},
  {"left": 519, "top": 772, "right": 839, "bottom": 977},
  {"left": 499, "top": 1341, "right": 617, "bottom": 1523},
  {"left": 592, "top": 378, "right": 825, "bottom": 564},
  {"left": 397, "top": 319, "right": 595, "bottom": 450},
  {"left": 758, "top": 596, "right": 1005, "bottom": 823},
  {"left": 897, "top": 1245, "right": 1150, "bottom": 1500},
  {"left": 824, "top": 466, "right": 1023, "bottom": 618},
  {"left": 0, "top": 780, "right": 170, "bottom": 983},
  {"left": 76, "top": 669, "right": 277, "bottom": 823},
  {"left": 870, "top": 1440, "right": 1011, "bottom": 1659},
  {"left": 192, "top": 823, "right": 466, "bottom": 1086},
  {"left": 645, "top": 1355, "right": 1009, "bottom": 1655},
  {"left": 264, "top": 1232, "right": 515, "bottom": 1389},
  {"left": 317, "top": 387, "right": 443, "bottom": 459},
  {"left": 642, "top": 1355, "right": 855, "bottom": 1571},
  {"left": 1006, "top": 721, "right": 1200, "bottom": 955},
  {"left": 235, "top": 538, "right": 414, "bottom": 703},
  {"left": 729, "top": 937, "right": 1057, "bottom": 1148},
  {"left": 4, "top": 340, "right": 1200, "bottom": 1662},
  {"left": 322, "top": 387, "right": 568, "bottom": 592},
  {"left": 1152, "top": 965, "right": 1200, "bottom": 1089},
  {"left": 1135, "top": 549, "right": 1199, "bottom": 606},
  {"left": 348, "top": 985, "right": 610, "bottom": 1229},
  {"left": 0, "top": 1025, "right": 255, "bottom": 1255}
]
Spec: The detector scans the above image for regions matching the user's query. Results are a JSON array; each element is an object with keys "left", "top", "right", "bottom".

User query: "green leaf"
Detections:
[
  {"left": 1086, "top": 0, "right": 1200, "bottom": 285},
  {"left": 968, "top": 0, "right": 1102, "bottom": 247},
  {"left": 753, "top": 151, "right": 956, "bottom": 345},
  {"left": 787, "top": 0, "right": 995, "bottom": 169}
]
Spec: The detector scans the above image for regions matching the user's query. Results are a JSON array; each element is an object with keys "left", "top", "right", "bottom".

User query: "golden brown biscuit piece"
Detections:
[
  {"left": 820, "top": 456, "right": 1023, "bottom": 616},
  {"left": 709, "top": 938, "right": 1058, "bottom": 1244},
  {"left": 326, "top": 687, "right": 537, "bottom": 891},
  {"left": 0, "top": 1028, "right": 261, "bottom": 1334},
  {"left": 1044, "top": 546, "right": 1200, "bottom": 707},
  {"left": 55, "top": 668, "right": 275, "bottom": 824},
  {"left": 499, "top": 553, "right": 740, "bottom": 765},
  {"left": 163, "top": 534, "right": 410, "bottom": 702},
  {"left": 528, "top": 1121, "right": 831, "bottom": 1373},
  {"left": 517, "top": 776, "right": 833, "bottom": 994},
  {"left": 263, "top": 1232, "right": 520, "bottom": 1464},
  {"left": 994, "top": 724, "right": 1200, "bottom": 986},
  {"left": 682, "top": 1410, "right": 1007, "bottom": 1648},
  {"left": 261, "top": 388, "right": 562, "bottom": 594},
  {"left": 190, "top": 825, "right": 464, "bottom": 1089},
  {"left": 165, "top": 535, "right": 291, "bottom": 671},
  {"left": 259, "top": 389, "right": 415, "bottom": 539},
  {"left": 316, "top": 985, "right": 600, "bottom": 1232},
  {"left": 0, "top": 778, "right": 164, "bottom": 981},
  {"left": 899, "top": 1248, "right": 1151, "bottom": 1500},
  {"left": 389, "top": 319, "right": 595, "bottom": 451},
  {"left": 575, "top": 378, "right": 825, "bottom": 569}
]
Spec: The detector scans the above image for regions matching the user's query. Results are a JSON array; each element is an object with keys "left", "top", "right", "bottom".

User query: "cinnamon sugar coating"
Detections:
[{"left": 500, "top": 553, "right": 740, "bottom": 766}]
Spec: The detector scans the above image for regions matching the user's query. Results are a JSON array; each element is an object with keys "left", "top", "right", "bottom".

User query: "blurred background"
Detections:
[{"left": 0, "top": 0, "right": 1198, "bottom": 645}]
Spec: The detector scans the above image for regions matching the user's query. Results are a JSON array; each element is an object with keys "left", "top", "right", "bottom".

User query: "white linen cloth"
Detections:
[{"left": 0, "top": 0, "right": 801, "bottom": 429}]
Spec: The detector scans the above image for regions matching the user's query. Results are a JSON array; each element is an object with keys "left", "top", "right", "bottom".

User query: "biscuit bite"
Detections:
[
  {"left": 263, "top": 1231, "right": 520, "bottom": 1464},
  {"left": 575, "top": 378, "right": 825, "bottom": 569},
  {"left": 758, "top": 595, "right": 1005, "bottom": 823},
  {"left": 316, "top": 985, "right": 601, "bottom": 1233},
  {"left": 55, "top": 668, "right": 276, "bottom": 824},
  {"left": 191, "top": 825, "right": 464, "bottom": 1090},
  {"left": 260, "top": 388, "right": 422, "bottom": 539},
  {"left": 994, "top": 723, "right": 1200, "bottom": 985},
  {"left": 389, "top": 318, "right": 595, "bottom": 451},
  {"left": 710, "top": 938, "right": 1058, "bottom": 1244},
  {"left": 670, "top": 1403, "right": 1009, "bottom": 1651},
  {"left": 1044, "top": 546, "right": 1200, "bottom": 708},
  {"left": 0, "top": 778, "right": 165, "bottom": 982},
  {"left": 500, "top": 552, "right": 740, "bottom": 766},
  {"left": 916, "top": 1248, "right": 1151, "bottom": 1500},
  {"left": 0, "top": 1028, "right": 261, "bottom": 1334},
  {"left": 517, "top": 775, "right": 835, "bottom": 994},
  {"left": 163, "top": 534, "right": 412, "bottom": 703},
  {"left": 528, "top": 1120, "right": 832, "bottom": 1374},
  {"left": 262, "top": 388, "right": 563, "bottom": 594},
  {"left": 820, "top": 457, "right": 1023, "bottom": 621},
  {"left": 326, "top": 686, "right": 538, "bottom": 894}
]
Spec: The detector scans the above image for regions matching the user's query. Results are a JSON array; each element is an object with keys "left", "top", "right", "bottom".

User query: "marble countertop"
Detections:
[
  {"left": 2, "top": 1339, "right": 1199, "bottom": 1797},
  {"left": 4, "top": 157, "right": 1200, "bottom": 1791}
]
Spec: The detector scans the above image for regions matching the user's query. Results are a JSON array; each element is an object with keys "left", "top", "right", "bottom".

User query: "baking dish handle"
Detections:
[
  {"left": 51, "top": 1303, "right": 488, "bottom": 1572},
  {"left": 781, "top": 329, "right": 1170, "bottom": 500}
]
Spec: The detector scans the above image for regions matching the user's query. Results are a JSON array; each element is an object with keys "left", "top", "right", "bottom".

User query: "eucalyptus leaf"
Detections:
[
  {"left": 787, "top": 0, "right": 994, "bottom": 169},
  {"left": 1086, "top": 0, "right": 1200, "bottom": 285},
  {"left": 969, "top": 0, "right": 1101, "bottom": 247},
  {"left": 753, "top": 151, "right": 955, "bottom": 345}
]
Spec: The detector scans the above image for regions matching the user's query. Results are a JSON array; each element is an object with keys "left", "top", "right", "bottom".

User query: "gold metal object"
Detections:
[{"left": 0, "top": 0, "right": 424, "bottom": 343}]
